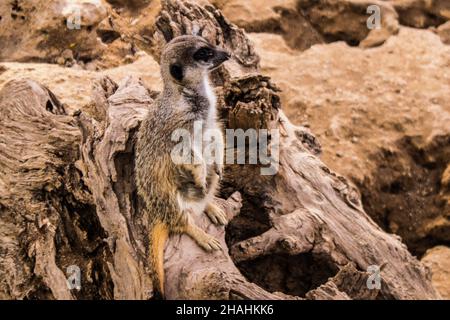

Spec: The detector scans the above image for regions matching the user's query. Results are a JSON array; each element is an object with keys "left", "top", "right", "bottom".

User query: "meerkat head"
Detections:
[{"left": 160, "top": 35, "right": 230, "bottom": 89}]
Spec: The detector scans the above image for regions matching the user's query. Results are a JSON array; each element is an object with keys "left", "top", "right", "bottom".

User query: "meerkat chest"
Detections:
[
  {"left": 201, "top": 75, "right": 221, "bottom": 139},
  {"left": 202, "top": 75, "right": 217, "bottom": 113},
  {"left": 182, "top": 77, "right": 216, "bottom": 120}
]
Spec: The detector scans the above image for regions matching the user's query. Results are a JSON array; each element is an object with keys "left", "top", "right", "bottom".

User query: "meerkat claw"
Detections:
[
  {"left": 214, "top": 165, "right": 223, "bottom": 180},
  {"left": 205, "top": 203, "right": 228, "bottom": 225},
  {"left": 198, "top": 234, "right": 222, "bottom": 251},
  {"left": 207, "top": 236, "right": 222, "bottom": 251}
]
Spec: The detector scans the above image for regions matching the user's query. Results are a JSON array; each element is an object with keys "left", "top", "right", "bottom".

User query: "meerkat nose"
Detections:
[
  {"left": 216, "top": 49, "right": 231, "bottom": 63},
  {"left": 222, "top": 50, "right": 231, "bottom": 60}
]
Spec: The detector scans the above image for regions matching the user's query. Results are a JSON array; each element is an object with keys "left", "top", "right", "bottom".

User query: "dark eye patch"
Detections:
[
  {"left": 170, "top": 64, "right": 183, "bottom": 81},
  {"left": 193, "top": 47, "right": 214, "bottom": 62}
]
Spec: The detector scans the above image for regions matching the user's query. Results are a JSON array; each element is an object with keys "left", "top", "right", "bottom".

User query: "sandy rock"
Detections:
[
  {"left": 0, "top": 0, "right": 150, "bottom": 68},
  {"left": 105, "top": 0, "right": 152, "bottom": 8},
  {"left": 61, "top": 49, "right": 74, "bottom": 61},
  {"left": 217, "top": 0, "right": 324, "bottom": 50},
  {"left": 298, "top": 0, "right": 399, "bottom": 48},
  {"left": 100, "top": 0, "right": 161, "bottom": 56},
  {"left": 391, "top": 0, "right": 450, "bottom": 28},
  {"left": 442, "top": 164, "right": 450, "bottom": 189},
  {"left": 61, "top": 0, "right": 108, "bottom": 26},
  {"left": 0, "top": 0, "right": 109, "bottom": 63},
  {"left": 219, "top": 0, "right": 399, "bottom": 50},
  {"left": 421, "top": 246, "right": 450, "bottom": 299},
  {"left": 0, "top": 53, "right": 162, "bottom": 112},
  {"left": 437, "top": 21, "right": 450, "bottom": 44}
]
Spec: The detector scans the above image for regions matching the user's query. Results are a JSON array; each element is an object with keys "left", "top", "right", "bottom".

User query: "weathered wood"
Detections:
[
  {"left": 0, "top": 73, "right": 439, "bottom": 300},
  {"left": 0, "top": 79, "right": 96, "bottom": 299},
  {"left": 76, "top": 76, "right": 154, "bottom": 299}
]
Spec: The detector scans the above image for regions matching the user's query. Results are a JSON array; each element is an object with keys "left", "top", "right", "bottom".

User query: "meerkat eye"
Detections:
[
  {"left": 170, "top": 64, "right": 183, "bottom": 81},
  {"left": 193, "top": 47, "right": 214, "bottom": 62}
]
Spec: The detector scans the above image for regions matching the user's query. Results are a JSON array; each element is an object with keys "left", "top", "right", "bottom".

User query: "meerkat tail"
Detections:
[{"left": 149, "top": 222, "right": 169, "bottom": 299}]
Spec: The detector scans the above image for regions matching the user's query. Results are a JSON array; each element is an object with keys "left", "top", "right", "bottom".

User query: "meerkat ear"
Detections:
[{"left": 170, "top": 64, "right": 183, "bottom": 81}]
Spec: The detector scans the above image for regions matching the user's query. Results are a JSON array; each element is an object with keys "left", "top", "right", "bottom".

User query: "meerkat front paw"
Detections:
[
  {"left": 184, "top": 221, "right": 222, "bottom": 252},
  {"left": 197, "top": 233, "right": 222, "bottom": 252},
  {"left": 205, "top": 202, "right": 228, "bottom": 225}
]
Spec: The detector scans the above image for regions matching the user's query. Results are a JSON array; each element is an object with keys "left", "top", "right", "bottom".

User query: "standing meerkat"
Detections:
[{"left": 135, "top": 35, "right": 230, "bottom": 299}]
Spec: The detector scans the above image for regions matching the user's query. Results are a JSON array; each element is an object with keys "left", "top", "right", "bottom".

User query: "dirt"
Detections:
[
  {"left": 1, "top": 0, "right": 449, "bottom": 299},
  {"left": 359, "top": 135, "right": 450, "bottom": 256}
]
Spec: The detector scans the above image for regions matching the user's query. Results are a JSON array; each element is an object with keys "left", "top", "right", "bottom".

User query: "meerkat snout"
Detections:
[
  {"left": 160, "top": 35, "right": 230, "bottom": 86},
  {"left": 193, "top": 46, "right": 230, "bottom": 71}
]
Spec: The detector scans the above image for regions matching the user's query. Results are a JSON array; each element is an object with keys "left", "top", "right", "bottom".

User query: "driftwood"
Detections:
[{"left": 0, "top": 0, "right": 440, "bottom": 300}]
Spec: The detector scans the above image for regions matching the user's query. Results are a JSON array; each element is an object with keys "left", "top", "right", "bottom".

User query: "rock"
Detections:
[
  {"left": 217, "top": 0, "right": 294, "bottom": 26},
  {"left": 55, "top": 57, "right": 66, "bottom": 66},
  {"left": 421, "top": 246, "right": 450, "bottom": 299},
  {"left": 99, "top": 0, "right": 161, "bottom": 57},
  {"left": 61, "top": 49, "right": 74, "bottom": 61},
  {"left": 391, "top": 0, "right": 450, "bottom": 28},
  {"left": 105, "top": 0, "right": 152, "bottom": 8},
  {"left": 61, "top": 0, "right": 109, "bottom": 27},
  {"left": 298, "top": 0, "right": 399, "bottom": 47},
  {"left": 0, "top": 0, "right": 109, "bottom": 63},
  {"left": 437, "top": 21, "right": 450, "bottom": 44},
  {"left": 0, "top": 0, "right": 147, "bottom": 68},
  {"left": 217, "top": 0, "right": 324, "bottom": 50},
  {"left": 219, "top": 0, "right": 399, "bottom": 50},
  {"left": 442, "top": 164, "right": 450, "bottom": 189},
  {"left": 0, "top": 53, "right": 162, "bottom": 112}
]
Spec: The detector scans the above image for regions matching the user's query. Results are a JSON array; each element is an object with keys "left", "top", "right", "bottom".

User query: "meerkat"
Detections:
[{"left": 135, "top": 35, "right": 230, "bottom": 299}]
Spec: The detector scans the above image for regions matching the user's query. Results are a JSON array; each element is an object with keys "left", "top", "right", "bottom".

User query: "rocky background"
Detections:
[{"left": 0, "top": 0, "right": 449, "bottom": 299}]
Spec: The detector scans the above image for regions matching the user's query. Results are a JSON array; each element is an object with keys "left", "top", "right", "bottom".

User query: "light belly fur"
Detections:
[{"left": 177, "top": 189, "right": 214, "bottom": 216}]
